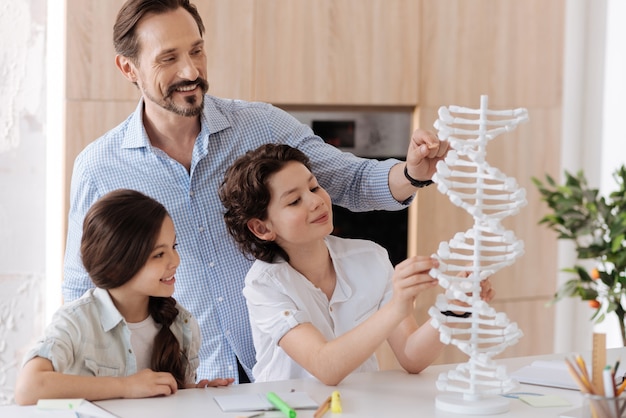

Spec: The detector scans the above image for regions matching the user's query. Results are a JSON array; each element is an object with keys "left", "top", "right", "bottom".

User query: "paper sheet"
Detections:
[{"left": 214, "top": 391, "right": 318, "bottom": 412}]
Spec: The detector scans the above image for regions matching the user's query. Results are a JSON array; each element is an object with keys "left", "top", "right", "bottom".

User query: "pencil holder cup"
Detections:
[{"left": 582, "top": 393, "right": 626, "bottom": 418}]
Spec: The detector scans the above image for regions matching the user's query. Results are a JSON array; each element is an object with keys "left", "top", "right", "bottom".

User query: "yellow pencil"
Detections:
[
  {"left": 616, "top": 378, "right": 626, "bottom": 396},
  {"left": 576, "top": 355, "right": 591, "bottom": 382},
  {"left": 565, "top": 357, "right": 593, "bottom": 393},
  {"left": 573, "top": 355, "right": 598, "bottom": 393}
]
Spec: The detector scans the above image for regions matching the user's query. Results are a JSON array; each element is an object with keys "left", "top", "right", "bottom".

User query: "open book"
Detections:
[
  {"left": 213, "top": 391, "right": 318, "bottom": 413},
  {"left": 511, "top": 360, "right": 625, "bottom": 391}
]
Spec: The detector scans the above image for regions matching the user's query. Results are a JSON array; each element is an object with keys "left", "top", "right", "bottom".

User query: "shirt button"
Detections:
[
  {"left": 209, "top": 262, "right": 215, "bottom": 267},
  {"left": 184, "top": 318, "right": 188, "bottom": 323},
  {"left": 217, "top": 297, "right": 224, "bottom": 302},
  {"left": 225, "top": 330, "right": 231, "bottom": 336},
  {"left": 228, "top": 365, "right": 234, "bottom": 371},
  {"left": 283, "top": 311, "right": 290, "bottom": 316},
  {"left": 199, "top": 226, "right": 205, "bottom": 232},
  {"left": 128, "top": 349, "right": 132, "bottom": 353},
  {"left": 329, "top": 307, "right": 333, "bottom": 312},
  {"left": 189, "top": 191, "right": 195, "bottom": 197}
]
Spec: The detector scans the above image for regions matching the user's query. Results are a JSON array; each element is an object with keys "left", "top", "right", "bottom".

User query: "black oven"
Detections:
[{"left": 286, "top": 109, "right": 412, "bottom": 266}]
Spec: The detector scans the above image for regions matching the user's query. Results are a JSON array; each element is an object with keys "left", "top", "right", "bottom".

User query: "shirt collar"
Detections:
[
  {"left": 93, "top": 287, "right": 125, "bottom": 332},
  {"left": 121, "top": 95, "right": 233, "bottom": 150},
  {"left": 326, "top": 237, "right": 353, "bottom": 303}
]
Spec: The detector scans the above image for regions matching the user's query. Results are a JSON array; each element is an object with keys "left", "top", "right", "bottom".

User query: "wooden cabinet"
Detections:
[{"left": 253, "top": 0, "right": 419, "bottom": 105}]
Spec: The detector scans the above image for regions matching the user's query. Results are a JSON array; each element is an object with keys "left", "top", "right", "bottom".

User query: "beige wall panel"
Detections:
[
  {"left": 199, "top": 0, "right": 255, "bottom": 100},
  {"left": 66, "top": 0, "right": 135, "bottom": 100},
  {"left": 491, "top": 299, "right": 556, "bottom": 359},
  {"left": 420, "top": 0, "right": 565, "bottom": 108},
  {"left": 253, "top": 0, "right": 419, "bottom": 105}
]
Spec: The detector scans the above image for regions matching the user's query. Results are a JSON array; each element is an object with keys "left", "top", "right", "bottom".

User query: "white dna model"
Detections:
[{"left": 428, "top": 95, "right": 528, "bottom": 415}]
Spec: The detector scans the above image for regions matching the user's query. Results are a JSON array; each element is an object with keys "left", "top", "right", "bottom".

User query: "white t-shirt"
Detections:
[
  {"left": 243, "top": 235, "right": 395, "bottom": 382},
  {"left": 127, "top": 315, "right": 160, "bottom": 371}
]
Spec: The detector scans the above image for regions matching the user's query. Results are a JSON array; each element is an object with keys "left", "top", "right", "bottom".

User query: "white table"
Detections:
[{"left": 4, "top": 349, "right": 623, "bottom": 418}]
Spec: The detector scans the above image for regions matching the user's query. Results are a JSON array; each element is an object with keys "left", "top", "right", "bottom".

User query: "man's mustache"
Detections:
[{"left": 166, "top": 78, "right": 209, "bottom": 97}]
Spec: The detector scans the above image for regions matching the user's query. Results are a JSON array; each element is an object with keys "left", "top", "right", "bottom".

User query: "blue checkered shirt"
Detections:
[{"left": 62, "top": 95, "right": 408, "bottom": 382}]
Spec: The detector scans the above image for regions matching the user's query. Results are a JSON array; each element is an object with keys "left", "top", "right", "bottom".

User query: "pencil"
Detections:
[
  {"left": 575, "top": 355, "right": 591, "bottom": 382},
  {"left": 617, "top": 378, "right": 626, "bottom": 396},
  {"left": 565, "top": 357, "right": 593, "bottom": 394},
  {"left": 573, "top": 355, "right": 598, "bottom": 393},
  {"left": 313, "top": 396, "right": 331, "bottom": 418}
]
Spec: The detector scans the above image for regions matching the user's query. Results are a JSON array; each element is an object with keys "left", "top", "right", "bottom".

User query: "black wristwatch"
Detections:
[
  {"left": 441, "top": 310, "right": 472, "bottom": 318},
  {"left": 404, "top": 165, "right": 434, "bottom": 188}
]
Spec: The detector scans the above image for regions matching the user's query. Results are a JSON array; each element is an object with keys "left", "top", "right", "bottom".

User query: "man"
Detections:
[{"left": 63, "top": 0, "right": 448, "bottom": 383}]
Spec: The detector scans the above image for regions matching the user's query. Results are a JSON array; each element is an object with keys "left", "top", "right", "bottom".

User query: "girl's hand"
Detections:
[
  {"left": 390, "top": 256, "right": 439, "bottom": 316},
  {"left": 193, "top": 377, "right": 235, "bottom": 388},
  {"left": 123, "top": 369, "right": 178, "bottom": 398}
]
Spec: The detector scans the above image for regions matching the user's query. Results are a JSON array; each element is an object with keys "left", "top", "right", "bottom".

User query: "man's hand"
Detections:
[{"left": 405, "top": 129, "right": 449, "bottom": 182}]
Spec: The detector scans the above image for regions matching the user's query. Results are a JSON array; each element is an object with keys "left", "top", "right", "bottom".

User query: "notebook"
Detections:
[
  {"left": 213, "top": 391, "right": 318, "bottom": 412},
  {"left": 511, "top": 360, "right": 625, "bottom": 391}
]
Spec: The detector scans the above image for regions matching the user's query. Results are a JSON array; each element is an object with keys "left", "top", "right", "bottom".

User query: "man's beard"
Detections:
[{"left": 146, "top": 78, "right": 209, "bottom": 117}]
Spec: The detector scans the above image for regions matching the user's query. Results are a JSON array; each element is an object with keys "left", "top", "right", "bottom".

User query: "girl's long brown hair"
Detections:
[{"left": 81, "top": 189, "right": 187, "bottom": 387}]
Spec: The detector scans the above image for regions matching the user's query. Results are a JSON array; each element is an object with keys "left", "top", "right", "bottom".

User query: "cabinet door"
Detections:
[
  {"left": 199, "top": 0, "right": 255, "bottom": 100},
  {"left": 253, "top": 0, "right": 419, "bottom": 105}
]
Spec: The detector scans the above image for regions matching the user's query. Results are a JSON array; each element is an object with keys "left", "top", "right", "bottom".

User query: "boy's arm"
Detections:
[
  {"left": 278, "top": 256, "right": 439, "bottom": 386},
  {"left": 386, "top": 278, "right": 497, "bottom": 373},
  {"left": 386, "top": 317, "right": 445, "bottom": 374},
  {"left": 279, "top": 302, "right": 409, "bottom": 386}
]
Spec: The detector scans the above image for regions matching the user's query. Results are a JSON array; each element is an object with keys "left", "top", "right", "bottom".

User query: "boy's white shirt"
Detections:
[{"left": 244, "top": 235, "right": 395, "bottom": 382}]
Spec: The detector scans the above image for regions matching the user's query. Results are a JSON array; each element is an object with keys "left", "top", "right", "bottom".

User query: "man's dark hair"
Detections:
[{"left": 113, "top": 0, "right": 205, "bottom": 62}]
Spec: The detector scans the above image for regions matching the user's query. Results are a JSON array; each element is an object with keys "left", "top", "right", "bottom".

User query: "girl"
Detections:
[
  {"left": 219, "top": 144, "right": 494, "bottom": 385},
  {"left": 15, "top": 189, "right": 233, "bottom": 405}
]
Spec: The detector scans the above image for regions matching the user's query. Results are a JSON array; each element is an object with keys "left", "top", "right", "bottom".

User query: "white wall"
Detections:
[
  {"left": 0, "top": 0, "right": 48, "bottom": 405},
  {"left": 594, "top": 0, "right": 626, "bottom": 349},
  {"left": 556, "top": 0, "right": 626, "bottom": 352}
]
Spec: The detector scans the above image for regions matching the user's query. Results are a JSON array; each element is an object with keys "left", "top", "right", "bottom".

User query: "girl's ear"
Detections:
[
  {"left": 247, "top": 218, "right": 276, "bottom": 241},
  {"left": 115, "top": 54, "right": 138, "bottom": 83}
]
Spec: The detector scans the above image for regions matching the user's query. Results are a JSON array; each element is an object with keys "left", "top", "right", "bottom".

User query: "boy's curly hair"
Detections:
[{"left": 218, "top": 144, "right": 311, "bottom": 263}]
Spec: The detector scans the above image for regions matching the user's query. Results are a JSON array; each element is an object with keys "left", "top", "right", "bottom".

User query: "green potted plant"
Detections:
[{"left": 532, "top": 165, "right": 626, "bottom": 346}]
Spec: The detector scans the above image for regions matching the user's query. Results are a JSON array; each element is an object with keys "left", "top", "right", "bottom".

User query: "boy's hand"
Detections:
[{"left": 391, "top": 256, "right": 439, "bottom": 316}]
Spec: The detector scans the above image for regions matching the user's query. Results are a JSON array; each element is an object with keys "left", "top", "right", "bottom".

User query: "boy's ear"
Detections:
[
  {"left": 115, "top": 54, "right": 138, "bottom": 83},
  {"left": 247, "top": 218, "right": 275, "bottom": 241}
]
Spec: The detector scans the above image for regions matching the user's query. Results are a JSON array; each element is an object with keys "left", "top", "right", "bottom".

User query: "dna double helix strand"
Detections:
[{"left": 427, "top": 95, "right": 528, "bottom": 415}]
